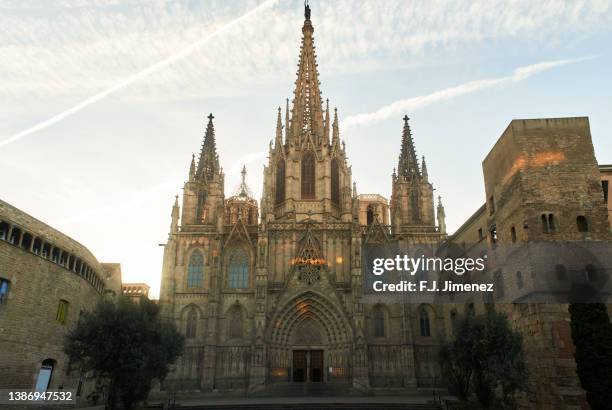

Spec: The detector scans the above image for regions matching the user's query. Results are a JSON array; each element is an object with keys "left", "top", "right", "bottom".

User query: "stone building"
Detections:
[
  {"left": 159, "top": 4, "right": 446, "bottom": 393},
  {"left": 122, "top": 282, "right": 151, "bottom": 301},
  {"left": 600, "top": 163, "right": 612, "bottom": 227},
  {"left": 159, "top": 4, "right": 611, "bottom": 408},
  {"left": 0, "top": 199, "right": 122, "bottom": 398}
]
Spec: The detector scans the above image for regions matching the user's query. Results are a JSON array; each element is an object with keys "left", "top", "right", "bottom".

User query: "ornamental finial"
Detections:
[{"left": 304, "top": 0, "right": 311, "bottom": 20}]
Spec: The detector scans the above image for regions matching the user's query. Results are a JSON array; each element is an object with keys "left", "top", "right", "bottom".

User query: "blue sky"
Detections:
[{"left": 1, "top": 0, "right": 611, "bottom": 297}]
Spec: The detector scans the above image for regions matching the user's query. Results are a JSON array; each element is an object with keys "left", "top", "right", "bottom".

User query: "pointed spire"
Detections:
[
  {"left": 285, "top": 98, "right": 290, "bottom": 143},
  {"left": 288, "top": 2, "right": 324, "bottom": 145},
  {"left": 189, "top": 154, "right": 196, "bottom": 180},
  {"left": 237, "top": 165, "right": 252, "bottom": 198},
  {"left": 275, "top": 106, "right": 283, "bottom": 149},
  {"left": 196, "top": 113, "right": 220, "bottom": 180},
  {"left": 421, "top": 155, "right": 428, "bottom": 182},
  {"left": 352, "top": 181, "right": 358, "bottom": 198},
  {"left": 437, "top": 195, "right": 446, "bottom": 235},
  {"left": 171, "top": 194, "right": 180, "bottom": 233},
  {"left": 331, "top": 107, "right": 340, "bottom": 150},
  {"left": 397, "top": 115, "right": 420, "bottom": 178},
  {"left": 324, "top": 99, "right": 330, "bottom": 145}
]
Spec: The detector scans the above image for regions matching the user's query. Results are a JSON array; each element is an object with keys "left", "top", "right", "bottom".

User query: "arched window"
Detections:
[
  {"left": 187, "top": 250, "right": 204, "bottom": 288},
  {"left": 276, "top": 159, "right": 285, "bottom": 205},
  {"left": 411, "top": 191, "right": 420, "bottom": 222},
  {"left": 228, "top": 249, "right": 249, "bottom": 289},
  {"left": 34, "top": 359, "right": 55, "bottom": 392},
  {"left": 419, "top": 308, "right": 431, "bottom": 337},
  {"left": 331, "top": 158, "right": 340, "bottom": 205},
  {"left": 186, "top": 308, "right": 197, "bottom": 339},
  {"left": 366, "top": 205, "right": 375, "bottom": 225},
  {"left": 301, "top": 151, "right": 315, "bottom": 199},
  {"left": 577, "top": 216, "right": 589, "bottom": 232},
  {"left": 229, "top": 306, "right": 243, "bottom": 339},
  {"left": 373, "top": 305, "right": 385, "bottom": 337},
  {"left": 541, "top": 214, "right": 549, "bottom": 234},
  {"left": 510, "top": 226, "right": 517, "bottom": 243},
  {"left": 548, "top": 214, "right": 556, "bottom": 232}
]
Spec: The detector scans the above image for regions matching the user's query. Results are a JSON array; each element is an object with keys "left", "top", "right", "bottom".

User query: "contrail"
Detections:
[
  {"left": 0, "top": 0, "right": 280, "bottom": 149},
  {"left": 342, "top": 57, "right": 591, "bottom": 129}
]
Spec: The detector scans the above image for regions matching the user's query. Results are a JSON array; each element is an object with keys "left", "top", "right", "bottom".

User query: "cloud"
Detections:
[{"left": 342, "top": 57, "right": 589, "bottom": 129}]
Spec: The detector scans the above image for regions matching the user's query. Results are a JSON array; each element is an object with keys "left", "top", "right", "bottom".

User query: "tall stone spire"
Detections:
[
  {"left": 275, "top": 107, "right": 283, "bottom": 149},
  {"left": 324, "top": 99, "right": 330, "bottom": 145},
  {"left": 397, "top": 115, "right": 420, "bottom": 178},
  {"left": 285, "top": 98, "right": 290, "bottom": 143},
  {"left": 196, "top": 113, "right": 220, "bottom": 180},
  {"left": 238, "top": 165, "right": 251, "bottom": 197},
  {"left": 288, "top": 1, "right": 325, "bottom": 145},
  {"left": 331, "top": 107, "right": 340, "bottom": 150}
]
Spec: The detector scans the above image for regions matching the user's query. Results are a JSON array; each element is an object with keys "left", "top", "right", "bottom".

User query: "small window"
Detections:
[
  {"left": 576, "top": 216, "right": 589, "bottom": 233},
  {"left": 9, "top": 227, "right": 21, "bottom": 245},
  {"left": 548, "top": 214, "right": 556, "bottom": 232},
  {"left": 33, "top": 238, "right": 42, "bottom": 255},
  {"left": 56, "top": 300, "right": 69, "bottom": 324},
  {"left": 516, "top": 271, "right": 523, "bottom": 289},
  {"left": 510, "top": 226, "right": 517, "bottom": 243},
  {"left": 585, "top": 265, "right": 598, "bottom": 282},
  {"left": 478, "top": 228, "right": 483, "bottom": 241},
  {"left": 366, "top": 205, "right": 375, "bottom": 226},
  {"left": 21, "top": 233, "right": 32, "bottom": 251},
  {"left": 602, "top": 180, "right": 609, "bottom": 204},
  {"left": 419, "top": 308, "right": 431, "bottom": 337},
  {"left": 34, "top": 359, "right": 55, "bottom": 392},
  {"left": 0, "top": 221, "right": 9, "bottom": 241},
  {"left": 541, "top": 214, "right": 549, "bottom": 234},
  {"left": 0, "top": 278, "right": 10, "bottom": 307},
  {"left": 42, "top": 243, "right": 51, "bottom": 259},
  {"left": 490, "top": 226, "right": 497, "bottom": 247}
]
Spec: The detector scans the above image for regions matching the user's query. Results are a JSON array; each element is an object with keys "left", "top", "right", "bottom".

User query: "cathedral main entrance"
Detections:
[{"left": 292, "top": 350, "right": 324, "bottom": 382}]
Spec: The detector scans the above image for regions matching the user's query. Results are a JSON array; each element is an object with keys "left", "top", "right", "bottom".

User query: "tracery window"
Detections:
[
  {"left": 228, "top": 249, "right": 249, "bottom": 289},
  {"left": 187, "top": 250, "right": 204, "bottom": 288},
  {"left": 373, "top": 305, "right": 385, "bottom": 337},
  {"left": 186, "top": 308, "right": 197, "bottom": 339},
  {"left": 301, "top": 151, "right": 315, "bottom": 199},
  {"left": 276, "top": 159, "right": 285, "bottom": 205},
  {"left": 331, "top": 158, "right": 340, "bottom": 205},
  {"left": 419, "top": 308, "right": 431, "bottom": 337}
]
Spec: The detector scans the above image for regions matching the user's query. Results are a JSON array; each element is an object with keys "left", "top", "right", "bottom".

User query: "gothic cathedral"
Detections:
[{"left": 159, "top": 4, "right": 448, "bottom": 392}]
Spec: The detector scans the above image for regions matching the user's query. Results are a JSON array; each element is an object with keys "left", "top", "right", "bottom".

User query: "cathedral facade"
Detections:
[{"left": 159, "top": 4, "right": 447, "bottom": 393}]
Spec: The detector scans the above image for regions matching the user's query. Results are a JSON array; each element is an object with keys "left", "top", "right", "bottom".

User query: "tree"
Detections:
[
  {"left": 569, "top": 303, "right": 612, "bottom": 410},
  {"left": 440, "top": 307, "right": 528, "bottom": 408},
  {"left": 64, "top": 297, "right": 184, "bottom": 409}
]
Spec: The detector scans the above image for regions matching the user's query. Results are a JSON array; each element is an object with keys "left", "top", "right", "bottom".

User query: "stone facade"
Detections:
[
  {"left": 0, "top": 199, "right": 122, "bottom": 400},
  {"left": 159, "top": 5, "right": 446, "bottom": 394}
]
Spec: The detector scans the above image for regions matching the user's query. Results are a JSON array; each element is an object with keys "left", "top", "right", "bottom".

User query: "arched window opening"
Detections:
[
  {"left": 373, "top": 305, "right": 385, "bottom": 337},
  {"left": 548, "top": 214, "right": 556, "bottom": 232},
  {"left": 228, "top": 249, "right": 249, "bottom": 289},
  {"left": 0, "top": 221, "right": 9, "bottom": 241},
  {"left": 516, "top": 271, "right": 524, "bottom": 289},
  {"left": 275, "top": 159, "right": 286, "bottom": 205},
  {"left": 419, "top": 308, "right": 431, "bottom": 337},
  {"left": 186, "top": 308, "right": 197, "bottom": 339},
  {"left": 187, "top": 250, "right": 204, "bottom": 288},
  {"left": 510, "top": 226, "right": 517, "bottom": 243},
  {"left": 331, "top": 158, "right": 340, "bottom": 205},
  {"left": 366, "top": 205, "right": 375, "bottom": 225},
  {"left": 20, "top": 232, "right": 32, "bottom": 251},
  {"left": 411, "top": 191, "right": 420, "bottom": 222},
  {"left": 301, "top": 151, "right": 315, "bottom": 199},
  {"left": 541, "top": 214, "right": 549, "bottom": 234},
  {"left": 229, "top": 306, "right": 243, "bottom": 339},
  {"left": 9, "top": 227, "right": 21, "bottom": 245},
  {"left": 577, "top": 216, "right": 589, "bottom": 233},
  {"left": 33, "top": 238, "right": 42, "bottom": 255},
  {"left": 34, "top": 359, "right": 56, "bottom": 392}
]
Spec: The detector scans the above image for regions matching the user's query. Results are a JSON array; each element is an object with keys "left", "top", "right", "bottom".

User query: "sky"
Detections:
[{"left": 1, "top": 0, "right": 612, "bottom": 298}]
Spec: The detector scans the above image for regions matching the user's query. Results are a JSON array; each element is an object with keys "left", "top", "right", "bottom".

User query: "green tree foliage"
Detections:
[
  {"left": 64, "top": 297, "right": 184, "bottom": 409},
  {"left": 440, "top": 307, "right": 528, "bottom": 408},
  {"left": 569, "top": 303, "right": 612, "bottom": 410}
]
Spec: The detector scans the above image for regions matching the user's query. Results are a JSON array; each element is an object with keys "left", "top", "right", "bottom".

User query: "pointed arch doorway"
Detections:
[{"left": 267, "top": 291, "right": 353, "bottom": 384}]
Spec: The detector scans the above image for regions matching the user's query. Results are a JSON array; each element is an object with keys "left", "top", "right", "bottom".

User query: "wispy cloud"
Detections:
[
  {"left": 0, "top": 0, "right": 280, "bottom": 149},
  {"left": 342, "top": 57, "right": 590, "bottom": 129}
]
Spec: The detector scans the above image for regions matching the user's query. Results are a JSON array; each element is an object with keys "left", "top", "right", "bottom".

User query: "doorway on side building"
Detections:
[{"left": 292, "top": 350, "right": 323, "bottom": 382}]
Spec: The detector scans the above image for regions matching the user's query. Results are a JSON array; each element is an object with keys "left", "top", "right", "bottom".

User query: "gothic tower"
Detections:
[
  {"left": 261, "top": 5, "right": 353, "bottom": 225},
  {"left": 390, "top": 116, "right": 438, "bottom": 237}
]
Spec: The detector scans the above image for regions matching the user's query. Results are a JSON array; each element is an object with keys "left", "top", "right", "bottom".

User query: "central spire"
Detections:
[
  {"left": 288, "top": 1, "right": 324, "bottom": 146},
  {"left": 397, "top": 115, "right": 420, "bottom": 179},
  {"left": 196, "top": 113, "right": 220, "bottom": 181}
]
